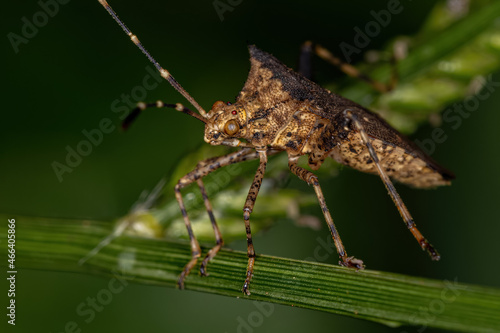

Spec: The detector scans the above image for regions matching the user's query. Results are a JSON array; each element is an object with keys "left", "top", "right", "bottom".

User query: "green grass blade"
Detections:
[{"left": 6, "top": 214, "right": 500, "bottom": 332}]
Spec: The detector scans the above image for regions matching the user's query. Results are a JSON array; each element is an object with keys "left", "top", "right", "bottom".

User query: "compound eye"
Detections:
[{"left": 223, "top": 120, "right": 238, "bottom": 136}]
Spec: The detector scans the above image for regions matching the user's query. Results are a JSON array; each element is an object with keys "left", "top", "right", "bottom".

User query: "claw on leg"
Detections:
[{"left": 339, "top": 256, "right": 365, "bottom": 270}]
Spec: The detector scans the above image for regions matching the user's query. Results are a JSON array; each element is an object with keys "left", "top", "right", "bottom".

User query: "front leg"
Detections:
[{"left": 175, "top": 148, "right": 260, "bottom": 289}]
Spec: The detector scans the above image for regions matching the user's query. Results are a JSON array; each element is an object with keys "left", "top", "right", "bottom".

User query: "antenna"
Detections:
[{"left": 98, "top": 0, "right": 208, "bottom": 118}]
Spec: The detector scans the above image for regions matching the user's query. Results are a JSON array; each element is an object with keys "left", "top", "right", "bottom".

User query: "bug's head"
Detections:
[{"left": 204, "top": 101, "right": 247, "bottom": 146}]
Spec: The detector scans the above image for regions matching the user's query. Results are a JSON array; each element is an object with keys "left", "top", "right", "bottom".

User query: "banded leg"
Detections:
[
  {"left": 122, "top": 101, "right": 205, "bottom": 130},
  {"left": 301, "top": 41, "right": 397, "bottom": 93},
  {"left": 197, "top": 178, "right": 223, "bottom": 276},
  {"left": 288, "top": 156, "right": 364, "bottom": 269},
  {"left": 344, "top": 109, "right": 440, "bottom": 260},
  {"left": 196, "top": 152, "right": 286, "bottom": 274},
  {"left": 175, "top": 148, "right": 261, "bottom": 289},
  {"left": 242, "top": 149, "right": 268, "bottom": 295}
]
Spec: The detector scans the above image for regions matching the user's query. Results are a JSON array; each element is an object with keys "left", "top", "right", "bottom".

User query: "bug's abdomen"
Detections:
[{"left": 329, "top": 131, "right": 451, "bottom": 188}]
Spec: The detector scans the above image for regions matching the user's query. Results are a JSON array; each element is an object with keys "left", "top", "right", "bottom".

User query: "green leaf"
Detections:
[{"left": 7, "top": 214, "right": 500, "bottom": 332}]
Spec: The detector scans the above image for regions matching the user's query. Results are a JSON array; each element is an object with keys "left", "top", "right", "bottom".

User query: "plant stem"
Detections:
[{"left": 5, "top": 214, "right": 500, "bottom": 332}]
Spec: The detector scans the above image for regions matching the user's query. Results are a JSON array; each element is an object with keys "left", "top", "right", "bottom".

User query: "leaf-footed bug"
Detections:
[{"left": 98, "top": 0, "right": 454, "bottom": 295}]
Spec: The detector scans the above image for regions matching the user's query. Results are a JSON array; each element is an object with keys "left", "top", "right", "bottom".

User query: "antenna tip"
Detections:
[{"left": 98, "top": 0, "right": 109, "bottom": 6}]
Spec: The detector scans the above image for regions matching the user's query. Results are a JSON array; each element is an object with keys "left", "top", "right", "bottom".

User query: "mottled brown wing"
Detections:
[{"left": 242, "top": 45, "right": 454, "bottom": 185}]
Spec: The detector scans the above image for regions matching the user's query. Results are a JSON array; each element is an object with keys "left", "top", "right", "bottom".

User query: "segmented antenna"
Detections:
[{"left": 98, "top": 0, "right": 208, "bottom": 118}]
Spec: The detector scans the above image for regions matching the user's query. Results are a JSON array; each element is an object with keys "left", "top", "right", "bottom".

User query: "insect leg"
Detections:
[
  {"left": 288, "top": 156, "right": 365, "bottom": 269},
  {"left": 242, "top": 149, "right": 268, "bottom": 295},
  {"left": 197, "top": 178, "right": 223, "bottom": 276},
  {"left": 199, "top": 149, "right": 281, "bottom": 277},
  {"left": 175, "top": 148, "right": 259, "bottom": 289},
  {"left": 309, "top": 42, "right": 395, "bottom": 93},
  {"left": 344, "top": 110, "right": 440, "bottom": 261}
]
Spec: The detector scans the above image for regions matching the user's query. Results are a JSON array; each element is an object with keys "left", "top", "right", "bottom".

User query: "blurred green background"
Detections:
[{"left": 2, "top": 0, "right": 500, "bottom": 332}]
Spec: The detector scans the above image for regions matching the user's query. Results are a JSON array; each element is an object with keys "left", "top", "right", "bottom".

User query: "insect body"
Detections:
[
  {"left": 209, "top": 46, "right": 453, "bottom": 188},
  {"left": 99, "top": 0, "right": 454, "bottom": 295}
]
